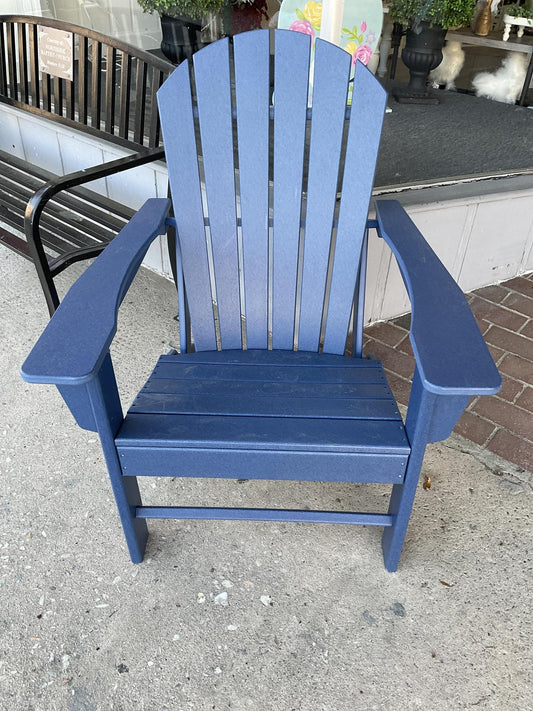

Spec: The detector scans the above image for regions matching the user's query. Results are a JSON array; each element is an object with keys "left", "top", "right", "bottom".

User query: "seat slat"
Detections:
[
  {"left": 117, "top": 413, "right": 408, "bottom": 453},
  {"left": 151, "top": 361, "right": 386, "bottom": 384},
  {"left": 141, "top": 377, "right": 391, "bottom": 399},
  {"left": 272, "top": 30, "right": 311, "bottom": 349},
  {"left": 157, "top": 349, "right": 381, "bottom": 367},
  {"left": 132, "top": 392, "right": 400, "bottom": 419},
  {"left": 298, "top": 40, "right": 351, "bottom": 352},
  {"left": 234, "top": 30, "right": 270, "bottom": 349}
]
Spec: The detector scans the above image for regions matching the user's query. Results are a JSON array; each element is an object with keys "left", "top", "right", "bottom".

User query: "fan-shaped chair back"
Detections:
[{"left": 157, "top": 29, "right": 386, "bottom": 354}]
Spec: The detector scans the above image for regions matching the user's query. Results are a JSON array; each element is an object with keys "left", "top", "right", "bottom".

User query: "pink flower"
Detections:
[
  {"left": 361, "top": 21, "right": 367, "bottom": 32},
  {"left": 289, "top": 20, "right": 315, "bottom": 39},
  {"left": 354, "top": 44, "right": 373, "bottom": 65}
]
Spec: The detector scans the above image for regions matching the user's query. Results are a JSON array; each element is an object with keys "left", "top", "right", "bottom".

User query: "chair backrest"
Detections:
[{"left": 157, "top": 29, "right": 386, "bottom": 355}]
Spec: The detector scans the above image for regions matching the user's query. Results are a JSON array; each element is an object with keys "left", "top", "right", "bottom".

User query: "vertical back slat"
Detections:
[
  {"left": 0, "top": 23, "right": 7, "bottom": 96},
  {"left": 78, "top": 36, "right": 88, "bottom": 124},
  {"left": 17, "top": 23, "right": 29, "bottom": 104},
  {"left": 271, "top": 30, "right": 311, "bottom": 350},
  {"left": 28, "top": 24, "right": 39, "bottom": 107},
  {"left": 233, "top": 29, "right": 271, "bottom": 350},
  {"left": 42, "top": 73, "right": 51, "bottom": 112},
  {"left": 158, "top": 62, "right": 217, "bottom": 351},
  {"left": 298, "top": 39, "right": 351, "bottom": 352},
  {"left": 133, "top": 60, "right": 147, "bottom": 144},
  {"left": 323, "top": 62, "right": 386, "bottom": 354},
  {"left": 91, "top": 40, "right": 102, "bottom": 129},
  {"left": 7, "top": 23, "right": 17, "bottom": 100},
  {"left": 65, "top": 74, "right": 75, "bottom": 119},
  {"left": 118, "top": 52, "right": 132, "bottom": 139},
  {"left": 194, "top": 39, "right": 241, "bottom": 350},
  {"left": 53, "top": 75, "right": 63, "bottom": 115},
  {"left": 148, "top": 67, "right": 162, "bottom": 147},
  {"left": 105, "top": 45, "right": 116, "bottom": 134}
]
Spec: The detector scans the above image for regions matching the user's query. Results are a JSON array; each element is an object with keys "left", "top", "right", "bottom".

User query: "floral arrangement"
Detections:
[
  {"left": 288, "top": 1, "right": 377, "bottom": 66},
  {"left": 137, "top": 0, "right": 224, "bottom": 21},
  {"left": 389, "top": 0, "right": 476, "bottom": 29}
]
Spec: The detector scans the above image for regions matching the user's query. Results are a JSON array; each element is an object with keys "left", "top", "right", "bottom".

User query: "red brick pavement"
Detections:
[{"left": 365, "top": 273, "right": 533, "bottom": 473}]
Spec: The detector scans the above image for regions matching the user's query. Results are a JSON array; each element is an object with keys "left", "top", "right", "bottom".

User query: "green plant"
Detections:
[
  {"left": 504, "top": 3, "right": 533, "bottom": 19},
  {"left": 137, "top": 0, "right": 224, "bottom": 21},
  {"left": 389, "top": 0, "right": 476, "bottom": 28}
]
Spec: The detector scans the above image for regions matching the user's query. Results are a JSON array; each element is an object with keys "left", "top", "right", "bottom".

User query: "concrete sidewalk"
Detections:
[{"left": 1, "top": 245, "right": 532, "bottom": 711}]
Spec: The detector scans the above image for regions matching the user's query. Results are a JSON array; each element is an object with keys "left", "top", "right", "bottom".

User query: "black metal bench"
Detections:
[{"left": 0, "top": 15, "right": 174, "bottom": 314}]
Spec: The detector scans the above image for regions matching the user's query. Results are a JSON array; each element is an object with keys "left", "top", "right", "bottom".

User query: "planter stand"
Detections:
[
  {"left": 503, "top": 14, "right": 533, "bottom": 41},
  {"left": 393, "top": 22, "right": 446, "bottom": 104}
]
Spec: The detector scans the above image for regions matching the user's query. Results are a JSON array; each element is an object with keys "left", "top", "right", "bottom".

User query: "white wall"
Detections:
[
  {"left": 1, "top": 102, "right": 532, "bottom": 320},
  {"left": 0, "top": 103, "right": 172, "bottom": 276}
]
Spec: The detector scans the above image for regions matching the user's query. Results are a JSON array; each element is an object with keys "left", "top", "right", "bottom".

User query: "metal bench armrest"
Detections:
[
  {"left": 21, "top": 198, "right": 171, "bottom": 386},
  {"left": 374, "top": 199, "right": 501, "bottom": 397},
  {"left": 24, "top": 147, "right": 166, "bottom": 315}
]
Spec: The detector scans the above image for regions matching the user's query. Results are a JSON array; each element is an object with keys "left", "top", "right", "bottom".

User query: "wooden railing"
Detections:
[{"left": 0, "top": 15, "right": 175, "bottom": 151}]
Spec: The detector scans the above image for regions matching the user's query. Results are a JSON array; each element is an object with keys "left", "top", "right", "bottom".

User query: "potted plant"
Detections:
[
  {"left": 502, "top": 3, "right": 533, "bottom": 40},
  {"left": 224, "top": 0, "right": 269, "bottom": 36},
  {"left": 389, "top": 0, "right": 476, "bottom": 102},
  {"left": 137, "top": 0, "right": 225, "bottom": 63}
]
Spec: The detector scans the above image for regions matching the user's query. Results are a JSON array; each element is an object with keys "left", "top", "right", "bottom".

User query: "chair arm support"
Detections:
[
  {"left": 374, "top": 199, "right": 501, "bottom": 396},
  {"left": 21, "top": 198, "right": 171, "bottom": 386}
]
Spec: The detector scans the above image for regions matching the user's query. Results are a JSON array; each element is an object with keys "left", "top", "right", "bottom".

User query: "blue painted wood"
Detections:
[
  {"left": 375, "top": 200, "right": 502, "bottom": 395},
  {"left": 87, "top": 355, "right": 148, "bottom": 563},
  {"left": 193, "top": 40, "right": 241, "bottom": 349},
  {"left": 132, "top": 391, "right": 399, "bottom": 418},
  {"left": 354, "top": 228, "right": 369, "bottom": 358},
  {"left": 142, "top": 377, "right": 390, "bottom": 399},
  {"left": 119, "top": 446, "right": 407, "bottom": 484},
  {"left": 156, "top": 349, "right": 383, "bottom": 367},
  {"left": 136, "top": 506, "right": 393, "bottom": 526},
  {"left": 298, "top": 40, "right": 351, "bottom": 352},
  {"left": 131, "top": 350, "right": 401, "bottom": 419},
  {"left": 323, "top": 62, "right": 387, "bottom": 354},
  {"left": 382, "top": 368, "right": 435, "bottom": 571},
  {"left": 151, "top": 361, "right": 386, "bottom": 384},
  {"left": 21, "top": 198, "right": 170, "bottom": 385},
  {"left": 157, "top": 62, "right": 217, "bottom": 351},
  {"left": 117, "top": 413, "right": 408, "bottom": 453},
  {"left": 22, "top": 31, "right": 502, "bottom": 572},
  {"left": 272, "top": 30, "right": 311, "bottom": 349},
  {"left": 233, "top": 30, "right": 270, "bottom": 349}
]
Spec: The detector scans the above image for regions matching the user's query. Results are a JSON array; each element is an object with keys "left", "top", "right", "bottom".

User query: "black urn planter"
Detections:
[
  {"left": 394, "top": 21, "right": 447, "bottom": 104},
  {"left": 160, "top": 13, "right": 203, "bottom": 64}
]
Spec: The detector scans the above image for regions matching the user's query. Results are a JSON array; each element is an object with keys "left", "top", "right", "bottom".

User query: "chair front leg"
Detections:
[
  {"left": 86, "top": 353, "right": 148, "bottom": 562},
  {"left": 382, "top": 369, "right": 435, "bottom": 572}
]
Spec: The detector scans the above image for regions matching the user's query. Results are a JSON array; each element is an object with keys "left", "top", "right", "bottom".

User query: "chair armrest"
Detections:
[
  {"left": 21, "top": 198, "right": 171, "bottom": 386},
  {"left": 374, "top": 199, "right": 501, "bottom": 396}
]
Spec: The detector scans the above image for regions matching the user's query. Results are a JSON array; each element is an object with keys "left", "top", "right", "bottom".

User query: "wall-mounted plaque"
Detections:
[{"left": 38, "top": 27, "right": 74, "bottom": 81}]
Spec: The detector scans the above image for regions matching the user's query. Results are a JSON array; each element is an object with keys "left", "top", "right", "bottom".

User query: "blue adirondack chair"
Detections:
[{"left": 20, "top": 30, "right": 501, "bottom": 571}]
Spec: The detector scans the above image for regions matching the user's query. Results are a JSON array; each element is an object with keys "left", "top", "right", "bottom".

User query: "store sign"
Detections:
[{"left": 38, "top": 27, "right": 73, "bottom": 81}]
